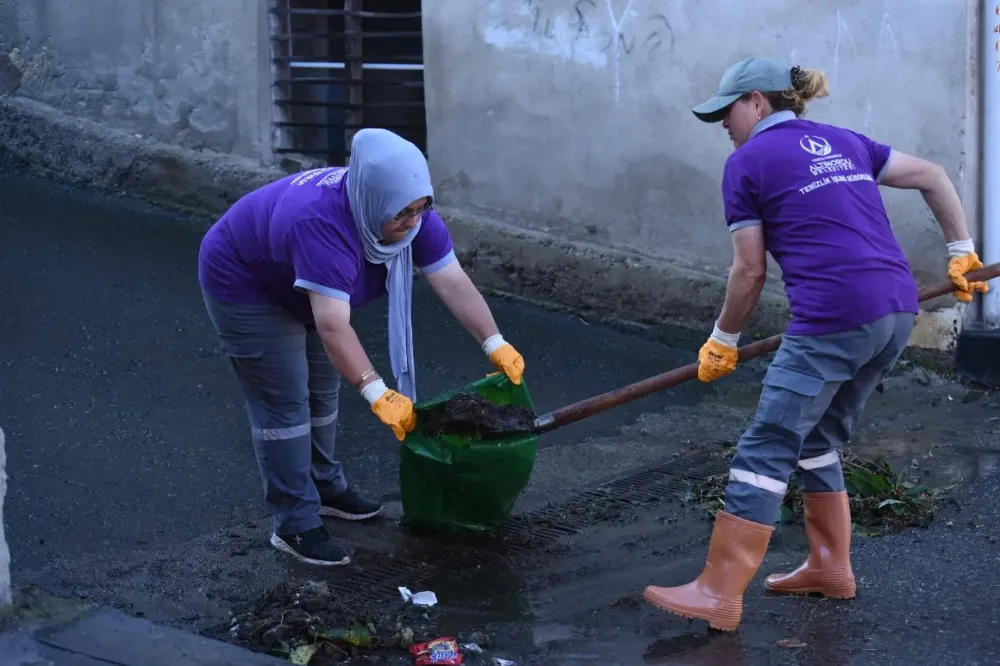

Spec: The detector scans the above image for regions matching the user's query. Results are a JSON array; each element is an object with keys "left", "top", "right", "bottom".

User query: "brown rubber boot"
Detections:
[
  {"left": 764, "top": 490, "right": 856, "bottom": 598},
  {"left": 643, "top": 510, "right": 773, "bottom": 631}
]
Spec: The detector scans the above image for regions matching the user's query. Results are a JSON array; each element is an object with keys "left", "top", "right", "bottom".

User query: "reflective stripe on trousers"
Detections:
[
  {"left": 724, "top": 312, "right": 916, "bottom": 525},
  {"left": 202, "top": 290, "right": 347, "bottom": 535}
]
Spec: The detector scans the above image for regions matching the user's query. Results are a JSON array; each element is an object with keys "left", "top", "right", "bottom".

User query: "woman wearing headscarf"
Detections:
[
  {"left": 643, "top": 57, "right": 987, "bottom": 630},
  {"left": 198, "top": 128, "right": 525, "bottom": 566}
]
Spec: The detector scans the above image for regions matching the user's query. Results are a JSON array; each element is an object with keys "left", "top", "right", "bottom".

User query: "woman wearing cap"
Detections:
[
  {"left": 643, "top": 57, "right": 987, "bottom": 630},
  {"left": 198, "top": 128, "right": 525, "bottom": 567}
]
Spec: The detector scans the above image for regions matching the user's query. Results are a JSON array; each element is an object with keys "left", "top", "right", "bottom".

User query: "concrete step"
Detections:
[{"left": 1, "top": 606, "right": 285, "bottom": 666}]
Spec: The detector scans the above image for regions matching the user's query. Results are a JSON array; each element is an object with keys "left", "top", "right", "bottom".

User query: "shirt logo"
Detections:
[
  {"left": 317, "top": 168, "right": 346, "bottom": 187},
  {"left": 799, "top": 135, "right": 832, "bottom": 157},
  {"left": 290, "top": 167, "right": 347, "bottom": 188}
]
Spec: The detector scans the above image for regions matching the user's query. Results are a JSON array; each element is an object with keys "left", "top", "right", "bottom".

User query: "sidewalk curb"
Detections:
[{"left": 1, "top": 606, "right": 285, "bottom": 666}]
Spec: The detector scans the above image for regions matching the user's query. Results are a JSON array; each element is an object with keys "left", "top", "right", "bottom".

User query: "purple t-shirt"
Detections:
[
  {"left": 198, "top": 166, "right": 456, "bottom": 325},
  {"left": 721, "top": 111, "right": 918, "bottom": 336}
]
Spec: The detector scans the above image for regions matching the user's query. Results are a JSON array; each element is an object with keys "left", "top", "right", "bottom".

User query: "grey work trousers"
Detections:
[
  {"left": 202, "top": 290, "right": 348, "bottom": 535},
  {"left": 725, "top": 312, "right": 916, "bottom": 526}
]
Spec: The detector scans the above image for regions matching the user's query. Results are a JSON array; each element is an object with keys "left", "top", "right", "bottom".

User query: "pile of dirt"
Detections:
[
  {"left": 417, "top": 392, "right": 536, "bottom": 439},
  {"left": 215, "top": 579, "right": 520, "bottom": 665},
  {"left": 218, "top": 580, "right": 444, "bottom": 664}
]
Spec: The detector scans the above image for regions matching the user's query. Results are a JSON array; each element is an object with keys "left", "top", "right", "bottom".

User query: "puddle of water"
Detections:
[
  {"left": 534, "top": 602, "right": 872, "bottom": 666},
  {"left": 391, "top": 552, "right": 537, "bottom": 659},
  {"left": 533, "top": 629, "right": 751, "bottom": 666},
  {"left": 906, "top": 447, "right": 1000, "bottom": 489},
  {"left": 532, "top": 622, "right": 578, "bottom": 647},
  {"left": 643, "top": 632, "right": 745, "bottom": 665},
  {"left": 838, "top": 431, "right": 1000, "bottom": 490},
  {"left": 372, "top": 445, "right": 1000, "bottom": 665},
  {"left": 535, "top": 635, "right": 671, "bottom": 665},
  {"left": 952, "top": 449, "right": 1000, "bottom": 482}
]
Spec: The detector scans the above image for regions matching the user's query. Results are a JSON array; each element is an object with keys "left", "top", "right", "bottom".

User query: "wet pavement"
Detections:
[
  {"left": 519, "top": 469, "right": 1000, "bottom": 666},
  {"left": 3, "top": 151, "right": 1000, "bottom": 665}
]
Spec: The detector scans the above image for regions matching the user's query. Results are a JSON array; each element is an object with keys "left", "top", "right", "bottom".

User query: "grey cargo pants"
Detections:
[
  {"left": 725, "top": 312, "right": 916, "bottom": 525},
  {"left": 202, "top": 290, "right": 348, "bottom": 535}
]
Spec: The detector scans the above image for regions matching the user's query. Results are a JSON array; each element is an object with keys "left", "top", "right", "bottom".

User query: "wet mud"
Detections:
[{"left": 417, "top": 392, "right": 536, "bottom": 439}]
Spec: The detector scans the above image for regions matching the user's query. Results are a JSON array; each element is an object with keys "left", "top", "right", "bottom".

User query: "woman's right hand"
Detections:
[{"left": 361, "top": 379, "right": 416, "bottom": 441}]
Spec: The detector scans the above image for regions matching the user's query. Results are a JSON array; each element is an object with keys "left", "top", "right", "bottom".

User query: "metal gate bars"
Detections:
[{"left": 269, "top": 0, "right": 426, "bottom": 166}]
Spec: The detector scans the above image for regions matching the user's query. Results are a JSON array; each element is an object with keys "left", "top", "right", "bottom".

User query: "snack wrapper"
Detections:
[{"left": 409, "top": 637, "right": 464, "bottom": 665}]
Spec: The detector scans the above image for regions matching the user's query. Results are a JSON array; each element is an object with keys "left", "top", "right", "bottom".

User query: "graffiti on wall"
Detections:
[
  {"left": 476, "top": 0, "right": 677, "bottom": 105},
  {"left": 824, "top": 8, "right": 899, "bottom": 135}
]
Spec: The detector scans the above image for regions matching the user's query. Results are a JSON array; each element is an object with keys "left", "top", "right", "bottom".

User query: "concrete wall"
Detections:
[
  {"left": 0, "top": 0, "right": 984, "bottom": 346},
  {"left": 0, "top": 0, "right": 289, "bottom": 217},
  {"left": 424, "top": 0, "right": 982, "bottom": 342},
  {"left": 0, "top": 0, "right": 271, "bottom": 160}
]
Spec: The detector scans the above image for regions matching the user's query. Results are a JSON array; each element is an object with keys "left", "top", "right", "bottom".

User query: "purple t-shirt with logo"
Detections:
[
  {"left": 721, "top": 112, "right": 918, "bottom": 336},
  {"left": 198, "top": 166, "right": 456, "bottom": 326}
]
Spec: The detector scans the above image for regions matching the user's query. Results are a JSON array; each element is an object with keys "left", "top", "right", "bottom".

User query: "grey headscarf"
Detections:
[{"left": 346, "top": 128, "right": 433, "bottom": 402}]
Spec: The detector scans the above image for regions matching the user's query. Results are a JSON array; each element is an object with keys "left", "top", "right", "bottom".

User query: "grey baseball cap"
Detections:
[{"left": 692, "top": 57, "right": 793, "bottom": 123}]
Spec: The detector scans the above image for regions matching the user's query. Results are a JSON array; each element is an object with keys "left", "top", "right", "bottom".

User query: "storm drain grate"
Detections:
[
  {"left": 322, "top": 556, "right": 433, "bottom": 600},
  {"left": 326, "top": 443, "right": 731, "bottom": 604}
]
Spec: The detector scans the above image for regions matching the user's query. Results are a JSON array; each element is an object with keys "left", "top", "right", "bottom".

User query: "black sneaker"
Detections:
[
  {"left": 319, "top": 487, "right": 382, "bottom": 521},
  {"left": 269, "top": 526, "right": 351, "bottom": 566}
]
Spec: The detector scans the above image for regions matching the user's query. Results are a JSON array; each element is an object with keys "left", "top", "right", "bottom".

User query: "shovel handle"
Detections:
[{"left": 532, "top": 262, "right": 1000, "bottom": 435}]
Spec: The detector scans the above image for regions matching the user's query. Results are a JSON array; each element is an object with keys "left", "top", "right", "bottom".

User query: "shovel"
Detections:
[{"left": 441, "top": 263, "right": 1000, "bottom": 439}]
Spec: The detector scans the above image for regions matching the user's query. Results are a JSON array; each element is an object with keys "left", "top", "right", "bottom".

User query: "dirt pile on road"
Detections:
[{"left": 220, "top": 580, "right": 496, "bottom": 664}]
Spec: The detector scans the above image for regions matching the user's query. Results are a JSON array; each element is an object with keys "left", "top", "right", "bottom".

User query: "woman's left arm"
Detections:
[{"left": 425, "top": 261, "right": 526, "bottom": 384}]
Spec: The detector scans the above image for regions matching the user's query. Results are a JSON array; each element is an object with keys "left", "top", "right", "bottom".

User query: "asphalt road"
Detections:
[
  {"left": 0, "top": 153, "right": 716, "bottom": 570},
  {"left": 3, "top": 153, "right": 999, "bottom": 666}
]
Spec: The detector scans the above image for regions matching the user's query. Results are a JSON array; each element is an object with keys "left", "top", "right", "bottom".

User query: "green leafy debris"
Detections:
[{"left": 694, "top": 452, "right": 955, "bottom": 535}]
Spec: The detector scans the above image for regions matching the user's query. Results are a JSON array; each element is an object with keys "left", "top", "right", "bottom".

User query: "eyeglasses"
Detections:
[{"left": 394, "top": 200, "right": 432, "bottom": 222}]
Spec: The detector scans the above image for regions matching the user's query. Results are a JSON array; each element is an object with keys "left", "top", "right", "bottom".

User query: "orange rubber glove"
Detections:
[
  {"left": 946, "top": 240, "right": 988, "bottom": 304},
  {"left": 362, "top": 379, "right": 416, "bottom": 441},
  {"left": 482, "top": 334, "right": 525, "bottom": 385},
  {"left": 697, "top": 325, "right": 741, "bottom": 383}
]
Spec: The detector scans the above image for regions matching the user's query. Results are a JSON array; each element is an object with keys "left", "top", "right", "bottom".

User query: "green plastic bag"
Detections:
[{"left": 399, "top": 373, "right": 538, "bottom": 532}]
